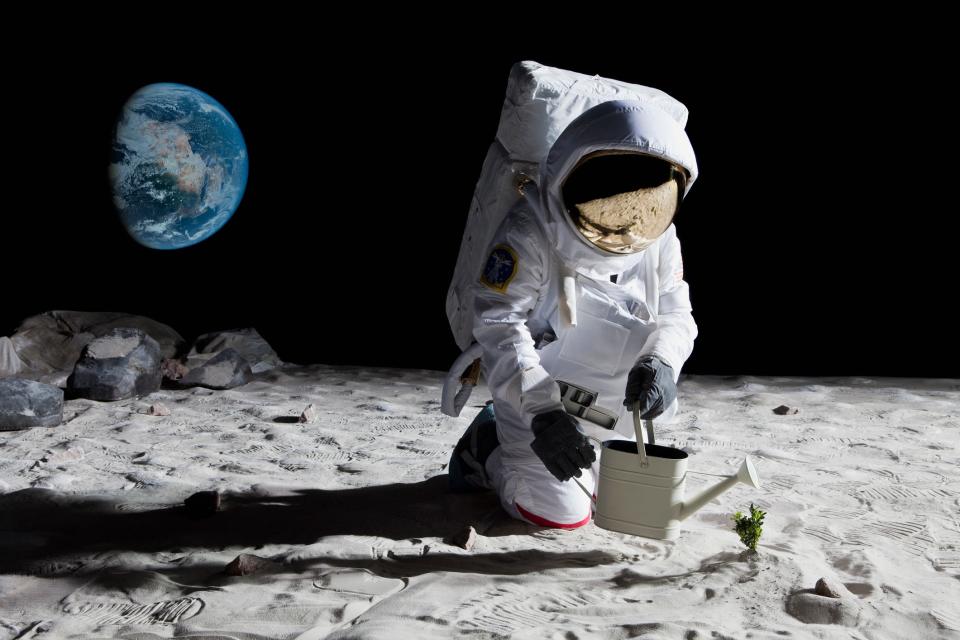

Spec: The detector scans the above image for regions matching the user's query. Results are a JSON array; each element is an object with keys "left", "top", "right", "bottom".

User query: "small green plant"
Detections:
[{"left": 732, "top": 503, "right": 766, "bottom": 551}]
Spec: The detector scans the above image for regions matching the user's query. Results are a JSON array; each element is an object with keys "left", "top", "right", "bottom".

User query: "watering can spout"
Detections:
[{"left": 679, "top": 456, "right": 761, "bottom": 521}]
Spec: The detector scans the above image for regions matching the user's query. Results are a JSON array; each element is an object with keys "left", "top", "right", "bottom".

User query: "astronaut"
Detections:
[{"left": 448, "top": 100, "right": 698, "bottom": 529}]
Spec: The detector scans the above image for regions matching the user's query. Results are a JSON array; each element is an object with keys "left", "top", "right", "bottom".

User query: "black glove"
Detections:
[
  {"left": 623, "top": 355, "right": 677, "bottom": 419},
  {"left": 530, "top": 410, "right": 596, "bottom": 482}
]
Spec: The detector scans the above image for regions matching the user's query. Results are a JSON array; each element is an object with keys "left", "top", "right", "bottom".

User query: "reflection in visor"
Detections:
[
  {"left": 571, "top": 179, "right": 679, "bottom": 254},
  {"left": 562, "top": 152, "right": 685, "bottom": 254}
]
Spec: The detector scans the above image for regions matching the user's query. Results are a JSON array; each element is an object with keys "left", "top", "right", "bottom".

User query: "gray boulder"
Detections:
[
  {"left": 1, "top": 310, "right": 184, "bottom": 387},
  {"left": 177, "top": 348, "right": 252, "bottom": 390},
  {"left": 188, "top": 328, "right": 281, "bottom": 373},
  {"left": 67, "top": 328, "right": 163, "bottom": 401},
  {"left": 0, "top": 378, "right": 63, "bottom": 430}
]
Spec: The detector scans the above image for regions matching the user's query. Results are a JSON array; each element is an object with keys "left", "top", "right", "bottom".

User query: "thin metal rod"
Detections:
[
  {"left": 644, "top": 418, "right": 656, "bottom": 445},
  {"left": 572, "top": 476, "right": 597, "bottom": 503},
  {"left": 632, "top": 404, "right": 649, "bottom": 467}
]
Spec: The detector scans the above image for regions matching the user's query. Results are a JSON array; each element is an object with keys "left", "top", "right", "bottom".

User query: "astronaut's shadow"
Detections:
[{"left": 0, "top": 475, "right": 615, "bottom": 577}]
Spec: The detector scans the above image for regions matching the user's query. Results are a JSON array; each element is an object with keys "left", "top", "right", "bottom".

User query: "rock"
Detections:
[
  {"left": 161, "top": 358, "right": 188, "bottom": 381},
  {"left": 0, "top": 336, "right": 23, "bottom": 378},
  {"left": 446, "top": 525, "right": 478, "bottom": 550},
  {"left": 224, "top": 553, "right": 277, "bottom": 576},
  {"left": 815, "top": 576, "right": 852, "bottom": 598},
  {"left": 66, "top": 328, "right": 163, "bottom": 401},
  {"left": 300, "top": 404, "right": 318, "bottom": 423},
  {"left": 184, "top": 349, "right": 253, "bottom": 390},
  {"left": 184, "top": 490, "right": 220, "bottom": 517},
  {"left": 4, "top": 310, "right": 184, "bottom": 387},
  {"left": 177, "top": 348, "right": 253, "bottom": 390},
  {"left": 188, "top": 328, "right": 281, "bottom": 374},
  {"left": 773, "top": 404, "right": 799, "bottom": 415},
  {"left": 43, "top": 445, "right": 85, "bottom": 464},
  {"left": 786, "top": 591, "right": 862, "bottom": 626},
  {"left": 0, "top": 378, "right": 63, "bottom": 430},
  {"left": 149, "top": 403, "right": 171, "bottom": 417}
]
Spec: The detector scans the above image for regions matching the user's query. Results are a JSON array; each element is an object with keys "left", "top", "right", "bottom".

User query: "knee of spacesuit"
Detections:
[
  {"left": 503, "top": 461, "right": 595, "bottom": 530},
  {"left": 514, "top": 494, "right": 592, "bottom": 529}
]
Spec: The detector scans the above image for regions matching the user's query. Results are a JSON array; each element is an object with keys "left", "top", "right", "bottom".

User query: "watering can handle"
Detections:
[{"left": 631, "top": 404, "right": 653, "bottom": 467}]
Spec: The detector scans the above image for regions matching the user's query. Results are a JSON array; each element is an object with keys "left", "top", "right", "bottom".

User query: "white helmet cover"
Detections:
[{"left": 539, "top": 100, "right": 698, "bottom": 278}]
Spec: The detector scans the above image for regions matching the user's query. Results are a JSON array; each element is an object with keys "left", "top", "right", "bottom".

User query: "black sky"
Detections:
[{"left": 3, "top": 17, "right": 956, "bottom": 378}]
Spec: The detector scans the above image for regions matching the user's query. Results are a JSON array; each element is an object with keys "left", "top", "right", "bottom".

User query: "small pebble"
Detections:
[
  {"left": 773, "top": 405, "right": 799, "bottom": 415},
  {"left": 300, "top": 404, "right": 318, "bottom": 423},
  {"left": 161, "top": 358, "right": 189, "bottom": 381},
  {"left": 224, "top": 553, "right": 276, "bottom": 576},
  {"left": 815, "top": 576, "right": 849, "bottom": 598},
  {"left": 446, "top": 525, "right": 477, "bottom": 550},
  {"left": 149, "top": 403, "right": 171, "bottom": 416}
]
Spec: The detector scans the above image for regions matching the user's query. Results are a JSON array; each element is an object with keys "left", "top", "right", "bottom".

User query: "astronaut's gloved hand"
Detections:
[
  {"left": 529, "top": 410, "right": 596, "bottom": 482},
  {"left": 623, "top": 355, "right": 677, "bottom": 419}
]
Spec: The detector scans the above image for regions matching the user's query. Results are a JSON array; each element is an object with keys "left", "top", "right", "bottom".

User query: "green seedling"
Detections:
[{"left": 732, "top": 503, "right": 766, "bottom": 551}]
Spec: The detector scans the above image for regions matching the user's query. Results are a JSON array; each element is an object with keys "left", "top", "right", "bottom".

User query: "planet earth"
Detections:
[{"left": 109, "top": 83, "right": 248, "bottom": 249}]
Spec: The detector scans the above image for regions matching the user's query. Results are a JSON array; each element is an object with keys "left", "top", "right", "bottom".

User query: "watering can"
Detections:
[{"left": 577, "top": 405, "right": 762, "bottom": 540}]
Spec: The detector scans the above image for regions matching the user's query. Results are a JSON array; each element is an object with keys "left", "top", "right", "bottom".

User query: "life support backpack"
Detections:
[{"left": 441, "top": 61, "right": 690, "bottom": 417}]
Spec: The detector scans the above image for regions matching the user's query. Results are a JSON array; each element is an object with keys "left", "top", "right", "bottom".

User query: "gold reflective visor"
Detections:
[{"left": 570, "top": 178, "right": 679, "bottom": 254}]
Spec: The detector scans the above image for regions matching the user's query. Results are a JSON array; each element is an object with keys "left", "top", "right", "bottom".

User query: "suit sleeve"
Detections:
[
  {"left": 470, "top": 211, "right": 565, "bottom": 427},
  {"left": 636, "top": 224, "right": 698, "bottom": 383}
]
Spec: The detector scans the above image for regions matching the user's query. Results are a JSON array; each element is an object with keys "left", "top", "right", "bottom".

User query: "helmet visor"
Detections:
[{"left": 562, "top": 152, "right": 685, "bottom": 254}]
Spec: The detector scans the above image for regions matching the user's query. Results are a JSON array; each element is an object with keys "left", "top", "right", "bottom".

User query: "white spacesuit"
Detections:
[{"left": 455, "top": 99, "right": 698, "bottom": 528}]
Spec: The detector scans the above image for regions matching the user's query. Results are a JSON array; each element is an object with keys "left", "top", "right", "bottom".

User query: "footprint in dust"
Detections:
[
  {"left": 931, "top": 549, "right": 960, "bottom": 572},
  {"left": 856, "top": 484, "right": 955, "bottom": 502},
  {"left": 760, "top": 475, "right": 802, "bottom": 494},
  {"left": 931, "top": 608, "right": 960, "bottom": 632},
  {"left": 810, "top": 507, "right": 868, "bottom": 521},
  {"left": 447, "top": 583, "right": 599, "bottom": 636},
  {"left": 851, "top": 519, "right": 935, "bottom": 556},
  {"left": 827, "top": 549, "right": 875, "bottom": 579},
  {"left": 60, "top": 569, "right": 220, "bottom": 627},
  {"left": 295, "top": 447, "right": 358, "bottom": 464},
  {"left": 64, "top": 597, "right": 203, "bottom": 625},
  {"left": 800, "top": 525, "right": 844, "bottom": 546},
  {"left": 313, "top": 568, "right": 407, "bottom": 598}
]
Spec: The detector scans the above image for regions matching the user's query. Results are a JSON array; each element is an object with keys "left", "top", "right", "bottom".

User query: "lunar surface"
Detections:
[{"left": 0, "top": 365, "right": 957, "bottom": 638}]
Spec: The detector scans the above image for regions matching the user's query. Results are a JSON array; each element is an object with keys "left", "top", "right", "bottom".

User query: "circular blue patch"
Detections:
[{"left": 480, "top": 244, "right": 518, "bottom": 292}]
